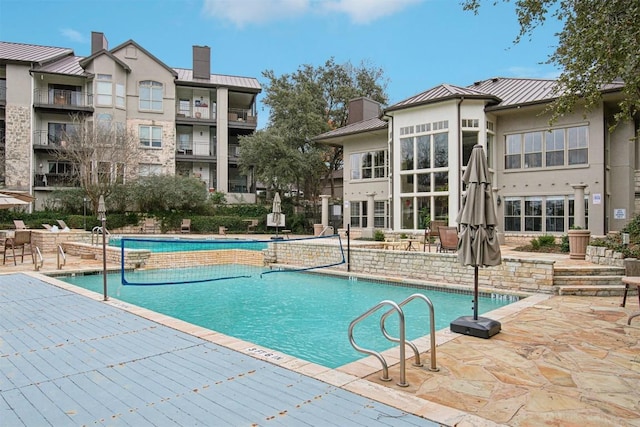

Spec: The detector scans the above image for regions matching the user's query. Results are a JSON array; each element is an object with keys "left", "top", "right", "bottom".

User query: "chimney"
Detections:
[
  {"left": 91, "top": 32, "right": 108, "bottom": 54},
  {"left": 347, "top": 97, "right": 381, "bottom": 125},
  {"left": 193, "top": 45, "right": 211, "bottom": 80}
]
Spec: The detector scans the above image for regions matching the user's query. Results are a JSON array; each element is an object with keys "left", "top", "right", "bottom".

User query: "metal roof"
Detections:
[
  {"left": 314, "top": 116, "right": 387, "bottom": 141},
  {"left": 174, "top": 68, "right": 261, "bottom": 91},
  {"left": 33, "top": 55, "right": 86, "bottom": 76},
  {"left": 0, "top": 41, "right": 72, "bottom": 64},
  {"left": 386, "top": 84, "right": 497, "bottom": 112}
]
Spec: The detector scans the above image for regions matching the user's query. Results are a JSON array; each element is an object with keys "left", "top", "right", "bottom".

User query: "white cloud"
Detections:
[
  {"left": 202, "top": 0, "right": 421, "bottom": 26},
  {"left": 319, "top": 0, "right": 422, "bottom": 25},
  {"left": 202, "top": 0, "right": 310, "bottom": 27},
  {"left": 60, "top": 28, "right": 86, "bottom": 43}
]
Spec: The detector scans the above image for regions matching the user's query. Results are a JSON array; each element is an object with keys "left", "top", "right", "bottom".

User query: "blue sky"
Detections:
[{"left": 1, "top": 0, "right": 562, "bottom": 126}]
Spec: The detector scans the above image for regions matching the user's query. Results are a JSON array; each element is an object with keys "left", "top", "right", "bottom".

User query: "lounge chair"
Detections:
[
  {"left": 42, "top": 224, "right": 53, "bottom": 230},
  {"left": 13, "top": 219, "right": 27, "bottom": 230},
  {"left": 246, "top": 219, "right": 259, "bottom": 233},
  {"left": 437, "top": 226, "right": 459, "bottom": 253},
  {"left": 4, "top": 230, "right": 33, "bottom": 265},
  {"left": 56, "top": 219, "right": 69, "bottom": 230},
  {"left": 180, "top": 219, "right": 191, "bottom": 233}
]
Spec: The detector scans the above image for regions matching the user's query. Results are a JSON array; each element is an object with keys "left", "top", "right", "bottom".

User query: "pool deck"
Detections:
[{"left": 1, "top": 238, "right": 640, "bottom": 426}]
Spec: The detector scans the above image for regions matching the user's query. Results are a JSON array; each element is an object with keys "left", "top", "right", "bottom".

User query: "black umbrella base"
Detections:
[{"left": 450, "top": 316, "right": 501, "bottom": 339}]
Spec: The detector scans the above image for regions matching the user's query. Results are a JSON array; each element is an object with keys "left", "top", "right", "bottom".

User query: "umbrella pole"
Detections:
[{"left": 473, "top": 265, "right": 479, "bottom": 321}]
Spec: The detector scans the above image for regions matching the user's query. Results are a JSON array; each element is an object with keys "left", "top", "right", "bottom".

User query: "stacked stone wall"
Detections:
[
  {"left": 4, "top": 105, "right": 31, "bottom": 189},
  {"left": 265, "top": 241, "right": 555, "bottom": 294}
]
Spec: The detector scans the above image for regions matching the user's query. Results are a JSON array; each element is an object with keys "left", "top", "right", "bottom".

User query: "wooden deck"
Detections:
[{"left": 0, "top": 273, "right": 438, "bottom": 426}]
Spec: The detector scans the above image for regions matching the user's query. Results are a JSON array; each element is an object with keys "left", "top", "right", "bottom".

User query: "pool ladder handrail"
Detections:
[
  {"left": 57, "top": 245, "right": 66, "bottom": 270},
  {"left": 33, "top": 246, "right": 44, "bottom": 271},
  {"left": 348, "top": 293, "right": 439, "bottom": 387},
  {"left": 91, "top": 226, "right": 110, "bottom": 245},
  {"left": 348, "top": 300, "right": 408, "bottom": 387},
  {"left": 380, "top": 293, "right": 439, "bottom": 372}
]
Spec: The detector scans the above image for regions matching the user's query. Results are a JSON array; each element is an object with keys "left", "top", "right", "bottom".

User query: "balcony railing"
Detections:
[
  {"left": 33, "top": 130, "right": 67, "bottom": 148},
  {"left": 33, "top": 173, "right": 79, "bottom": 188},
  {"left": 33, "top": 88, "right": 93, "bottom": 109},
  {"left": 176, "top": 101, "right": 216, "bottom": 120},
  {"left": 228, "top": 108, "right": 257, "bottom": 124}
]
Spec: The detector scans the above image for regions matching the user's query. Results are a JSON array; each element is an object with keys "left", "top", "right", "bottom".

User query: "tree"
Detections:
[
  {"left": 129, "top": 175, "right": 209, "bottom": 213},
  {"left": 52, "top": 114, "right": 142, "bottom": 213},
  {"left": 239, "top": 58, "right": 389, "bottom": 200},
  {"left": 463, "top": 0, "right": 640, "bottom": 129}
]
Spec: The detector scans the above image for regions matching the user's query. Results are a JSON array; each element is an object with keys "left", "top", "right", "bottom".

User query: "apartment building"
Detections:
[
  {"left": 0, "top": 32, "right": 261, "bottom": 209},
  {"left": 315, "top": 78, "right": 639, "bottom": 238}
]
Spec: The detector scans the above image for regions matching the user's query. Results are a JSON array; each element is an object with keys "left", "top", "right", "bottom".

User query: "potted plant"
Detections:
[{"left": 567, "top": 225, "right": 591, "bottom": 260}]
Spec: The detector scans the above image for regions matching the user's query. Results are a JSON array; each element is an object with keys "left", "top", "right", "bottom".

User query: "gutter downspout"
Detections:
[
  {"left": 456, "top": 97, "right": 464, "bottom": 224},
  {"left": 382, "top": 112, "right": 393, "bottom": 231}
]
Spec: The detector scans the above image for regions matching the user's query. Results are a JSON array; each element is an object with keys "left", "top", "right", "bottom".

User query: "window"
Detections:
[
  {"left": 400, "top": 137, "right": 413, "bottom": 170},
  {"left": 349, "top": 150, "right": 387, "bottom": 180},
  {"left": 524, "top": 197, "right": 543, "bottom": 231},
  {"left": 138, "top": 163, "right": 162, "bottom": 176},
  {"left": 48, "top": 123, "right": 78, "bottom": 145},
  {"left": 139, "top": 80, "right": 163, "bottom": 111},
  {"left": 433, "top": 133, "right": 448, "bottom": 167},
  {"left": 97, "top": 162, "right": 111, "bottom": 184},
  {"left": 374, "top": 201, "right": 386, "bottom": 228},
  {"left": 546, "top": 129, "right": 564, "bottom": 166},
  {"left": 505, "top": 134, "right": 522, "bottom": 169},
  {"left": 139, "top": 125, "right": 162, "bottom": 148},
  {"left": 350, "top": 201, "right": 367, "bottom": 227},
  {"left": 461, "top": 119, "right": 479, "bottom": 128},
  {"left": 569, "top": 196, "right": 589, "bottom": 229},
  {"left": 568, "top": 126, "right": 588, "bottom": 165},
  {"left": 523, "top": 131, "right": 543, "bottom": 168},
  {"left": 400, "top": 126, "right": 414, "bottom": 135},
  {"left": 504, "top": 198, "right": 522, "bottom": 232},
  {"left": 401, "top": 197, "right": 413, "bottom": 229},
  {"left": 545, "top": 197, "right": 565, "bottom": 232},
  {"left": 416, "top": 135, "right": 430, "bottom": 169},
  {"left": 462, "top": 131, "right": 478, "bottom": 166},
  {"left": 116, "top": 84, "right": 125, "bottom": 108},
  {"left": 505, "top": 125, "right": 587, "bottom": 169},
  {"left": 400, "top": 173, "right": 414, "bottom": 193},
  {"left": 96, "top": 74, "right": 112, "bottom": 106},
  {"left": 48, "top": 161, "right": 72, "bottom": 175},
  {"left": 504, "top": 195, "right": 587, "bottom": 232}
]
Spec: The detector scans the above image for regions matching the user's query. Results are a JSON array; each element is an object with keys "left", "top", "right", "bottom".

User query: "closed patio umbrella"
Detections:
[
  {"left": 450, "top": 144, "right": 502, "bottom": 338},
  {"left": 271, "top": 192, "right": 282, "bottom": 238}
]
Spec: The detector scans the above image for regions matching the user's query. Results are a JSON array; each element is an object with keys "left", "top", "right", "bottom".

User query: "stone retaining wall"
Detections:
[
  {"left": 31, "top": 230, "right": 93, "bottom": 253},
  {"left": 585, "top": 245, "right": 625, "bottom": 266},
  {"left": 264, "top": 241, "right": 555, "bottom": 294}
]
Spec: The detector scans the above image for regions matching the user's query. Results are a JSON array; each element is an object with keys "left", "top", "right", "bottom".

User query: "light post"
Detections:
[
  {"left": 98, "top": 195, "right": 108, "bottom": 301},
  {"left": 83, "top": 197, "right": 87, "bottom": 230}
]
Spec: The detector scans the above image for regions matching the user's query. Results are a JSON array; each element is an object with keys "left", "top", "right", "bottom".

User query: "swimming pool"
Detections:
[
  {"left": 59, "top": 267, "right": 516, "bottom": 368},
  {"left": 109, "top": 237, "right": 268, "bottom": 252}
]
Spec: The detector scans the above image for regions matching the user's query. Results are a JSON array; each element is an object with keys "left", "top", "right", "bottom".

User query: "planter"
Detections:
[{"left": 568, "top": 229, "right": 591, "bottom": 260}]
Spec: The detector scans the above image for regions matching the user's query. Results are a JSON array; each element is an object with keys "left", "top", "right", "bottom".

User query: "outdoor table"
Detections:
[{"left": 621, "top": 276, "right": 640, "bottom": 325}]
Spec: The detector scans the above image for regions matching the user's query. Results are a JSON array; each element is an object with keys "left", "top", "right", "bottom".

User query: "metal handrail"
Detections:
[
  {"left": 348, "top": 300, "right": 407, "bottom": 387},
  {"left": 92, "top": 226, "right": 110, "bottom": 245},
  {"left": 57, "top": 245, "right": 66, "bottom": 270},
  {"left": 380, "top": 293, "right": 439, "bottom": 372},
  {"left": 33, "top": 246, "right": 44, "bottom": 271}
]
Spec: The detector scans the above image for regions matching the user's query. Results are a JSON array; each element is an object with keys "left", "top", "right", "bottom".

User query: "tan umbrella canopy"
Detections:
[
  {"left": 451, "top": 144, "right": 502, "bottom": 338},
  {"left": 0, "top": 191, "right": 35, "bottom": 209}
]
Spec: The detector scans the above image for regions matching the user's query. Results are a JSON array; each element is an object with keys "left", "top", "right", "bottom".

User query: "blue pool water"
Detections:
[
  {"left": 59, "top": 267, "right": 516, "bottom": 368},
  {"left": 109, "top": 237, "right": 268, "bottom": 252}
]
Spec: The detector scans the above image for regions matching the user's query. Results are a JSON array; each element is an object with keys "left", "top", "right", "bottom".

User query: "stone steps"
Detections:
[{"left": 553, "top": 265, "right": 628, "bottom": 296}]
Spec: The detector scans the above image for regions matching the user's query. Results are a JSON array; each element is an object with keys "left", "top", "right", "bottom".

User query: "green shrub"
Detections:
[{"left": 374, "top": 230, "right": 385, "bottom": 241}]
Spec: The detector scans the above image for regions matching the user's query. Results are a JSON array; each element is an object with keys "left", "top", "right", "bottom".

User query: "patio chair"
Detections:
[
  {"left": 4, "top": 230, "right": 33, "bottom": 265},
  {"left": 180, "top": 219, "right": 191, "bottom": 233},
  {"left": 143, "top": 218, "right": 157, "bottom": 234},
  {"left": 56, "top": 219, "right": 69, "bottom": 230},
  {"left": 423, "top": 220, "right": 446, "bottom": 252},
  {"left": 246, "top": 219, "right": 259, "bottom": 233},
  {"left": 437, "top": 226, "right": 459, "bottom": 253},
  {"left": 13, "top": 219, "right": 27, "bottom": 230},
  {"left": 42, "top": 224, "right": 53, "bottom": 231}
]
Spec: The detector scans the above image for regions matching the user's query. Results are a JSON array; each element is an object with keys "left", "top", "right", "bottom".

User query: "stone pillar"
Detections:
[
  {"left": 366, "top": 192, "right": 376, "bottom": 230},
  {"left": 320, "top": 195, "right": 331, "bottom": 226},
  {"left": 572, "top": 184, "right": 588, "bottom": 229}
]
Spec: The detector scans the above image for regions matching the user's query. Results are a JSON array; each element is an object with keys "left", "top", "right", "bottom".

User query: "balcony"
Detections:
[
  {"left": 33, "top": 88, "right": 93, "bottom": 113},
  {"left": 176, "top": 100, "right": 216, "bottom": 123},
  {"left": 175, "top": 140, "right": 217, "bottom": 161},
  {"left": 33, "top": 173, "right": 79, "bottom": 188},
  {"left": 33, "top": 130, "right": 67, "bottom": 149},
  {"left": 228, "top": 108, "right": 257, "bottom": 128}
]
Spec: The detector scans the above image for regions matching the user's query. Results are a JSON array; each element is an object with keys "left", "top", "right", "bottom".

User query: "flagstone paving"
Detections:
[{"left": 362, "top": 295, "right": 640, "bottom": 426}]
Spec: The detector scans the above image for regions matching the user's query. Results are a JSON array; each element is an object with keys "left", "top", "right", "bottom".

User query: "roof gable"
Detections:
[
  {"left": 109, "top": 40, "right": 177, "bottom": 77},
  {"left": 78, "top": 49, "right": 131, "bottom": 72},
  {"left": 385, "top": 83, "right": 499, "bottom": 112}
]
